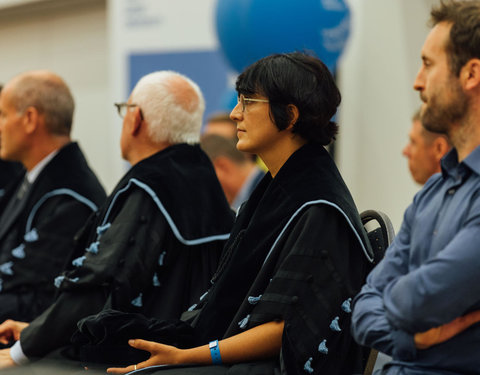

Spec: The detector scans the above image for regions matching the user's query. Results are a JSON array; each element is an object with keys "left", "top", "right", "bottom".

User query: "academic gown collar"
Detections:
[
  {"left": 193, "top": 143, "right": 372, "bottom": 344},
  {"left": 233, "top": 143, "right": 371, "bottom": 261},
  {"left": 106, "top": 143, "right": 234, "bottom": 244}
]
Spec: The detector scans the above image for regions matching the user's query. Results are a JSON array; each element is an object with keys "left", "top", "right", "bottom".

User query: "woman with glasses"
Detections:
[{"left": 106, "top": 52, "right": 373, "bottom": 375}]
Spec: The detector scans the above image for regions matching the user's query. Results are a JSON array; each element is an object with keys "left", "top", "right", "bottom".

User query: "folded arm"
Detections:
[
  {"left": 414, "top": 310, "right": 480, "bottom": 349},
  {"left": 384, "top": 220, "right": 480, "bottom": 334}
]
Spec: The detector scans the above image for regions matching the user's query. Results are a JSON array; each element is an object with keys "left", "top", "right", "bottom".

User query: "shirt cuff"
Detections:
[
  {"left": 391, "top": 328, "right": 416, "bottom": 361},
  {"left": 10, "top": 340, "right": 30, "bottom": 365}
]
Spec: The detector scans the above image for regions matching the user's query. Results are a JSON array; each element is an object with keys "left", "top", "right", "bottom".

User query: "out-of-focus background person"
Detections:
[
  {"left": 203, "top": 112, "right": 237, "bottom": 139},
  {"left": 201, "top": 133, "right": 264, "bottom": 211},
  {"left": 402, "top": 109, "right": 451, "bottom": 185}
]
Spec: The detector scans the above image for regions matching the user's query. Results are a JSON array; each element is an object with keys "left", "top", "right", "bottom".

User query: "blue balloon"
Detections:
[
  {"left": 218, "top": 87, "right": 238, "bottom": 111},
  {"left": 215, "top": 0, "right": 350, "bottom": 73},
  {"left": 215, "top": 0, "right": 254, "bottom": 73}
]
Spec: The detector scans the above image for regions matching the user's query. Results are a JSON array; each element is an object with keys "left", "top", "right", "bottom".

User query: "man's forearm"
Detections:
[
  {"left": 414, "top": 310, "right": 480, "bottom": 349},
  {"left": 352, "top": 284, "right": 395, "bottom": 355}
]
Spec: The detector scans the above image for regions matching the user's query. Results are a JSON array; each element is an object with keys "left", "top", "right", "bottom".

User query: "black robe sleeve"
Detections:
[
  {"left": 105, "top": 206, "right": 369, "bottom": 375},
  {"left": 0, "top": 195, "right": 99, "bottom": 322},
  {"left": 228, "top": 205, "right": 369, "bottom": 375},
  {"left": 19, "top": 188, "right": 170, "bottom": 359}
]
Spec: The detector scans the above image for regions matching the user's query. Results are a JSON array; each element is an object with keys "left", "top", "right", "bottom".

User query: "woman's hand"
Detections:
[
  {"left": 107, "top": 339, "right": 182, "bottom": 374},
  {"left": 106, "top": 320, "right": 284, "bottom": 373}
]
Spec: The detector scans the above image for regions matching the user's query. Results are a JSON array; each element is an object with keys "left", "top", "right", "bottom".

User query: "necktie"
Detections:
[
  {"left": 0, "top": 176, "right": 31, "bottom": 231},
  {"left": 16, "top": 177, "right": 30, "bottom": 200}
]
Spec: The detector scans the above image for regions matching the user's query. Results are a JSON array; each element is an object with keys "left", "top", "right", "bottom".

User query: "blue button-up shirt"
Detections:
[{"left": 352, "top": 146, "right": 480, "bottom": 374}]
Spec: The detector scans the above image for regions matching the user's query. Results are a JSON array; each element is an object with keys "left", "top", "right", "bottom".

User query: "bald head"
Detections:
[
  {"left": 5, "top": 70, "right": 74, "bottom": 136},
  {"left": 130, "top": 71, "right": 205, "bottom": 145},
  {"left": 166, "top": 75, "right": 200, "bottom": 113}
]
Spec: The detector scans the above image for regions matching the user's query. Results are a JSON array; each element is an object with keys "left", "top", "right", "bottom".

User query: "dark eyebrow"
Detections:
[{"left": 421, "top": 54, "right": 432, "bottom": 62}]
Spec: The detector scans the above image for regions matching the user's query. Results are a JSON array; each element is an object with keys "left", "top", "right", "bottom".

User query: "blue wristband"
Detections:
[{"left": 209, "top": 339, "right": 222, "bottom": 364}]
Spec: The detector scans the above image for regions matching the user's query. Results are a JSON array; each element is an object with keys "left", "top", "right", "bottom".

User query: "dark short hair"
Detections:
[
  {"left": 431, "top": 0, "right": 480, "bottom": 76},
  {"left": 235, "top": 52, "right": 340, "bottom": 145}
]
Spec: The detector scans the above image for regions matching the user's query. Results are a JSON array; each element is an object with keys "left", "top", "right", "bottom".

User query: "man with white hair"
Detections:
[
  {"left": 0, "top": 160, "right": 23, "bottom": 198},
  {"left": 0, "top": 71, "right": 234, "bottom": 368}
]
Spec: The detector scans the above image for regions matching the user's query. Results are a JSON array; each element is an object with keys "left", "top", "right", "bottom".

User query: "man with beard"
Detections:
[{"left": 351, "top": 1, "right": 480, "bottom": 373}]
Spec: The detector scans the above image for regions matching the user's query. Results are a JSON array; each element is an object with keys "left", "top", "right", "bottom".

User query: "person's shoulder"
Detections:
[
  {"left": 412, "top": 172, "right": 444, "bottom": 205},
  {"left": 423, "top": 172, "right": 443, "bottom": 189},
  {"left": 291, "top": 201, "right": 349, "bottom": 230}
]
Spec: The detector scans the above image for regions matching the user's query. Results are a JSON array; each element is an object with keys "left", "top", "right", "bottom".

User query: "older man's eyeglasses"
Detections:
[
  {"left": 114, "top": 102, "right": 141, "bottom": 119},
  {"left": 237, "top": 94, "right": 269, "bottom": 112}
]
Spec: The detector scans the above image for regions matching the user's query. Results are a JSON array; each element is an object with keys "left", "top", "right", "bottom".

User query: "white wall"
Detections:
[
  {"left": 337, "top": 0, "right": 438, "bottom": 229},
  {"left": 0, "top": 0, "right": 115, "bottom": 192}
]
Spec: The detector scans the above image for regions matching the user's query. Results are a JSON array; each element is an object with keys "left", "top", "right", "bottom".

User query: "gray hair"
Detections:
[
  {"left": 10, "top": 71, "right": 74, "bottom": 136},
  {"left": 131, "top": 71, "right": 205, "bottom": 145}
]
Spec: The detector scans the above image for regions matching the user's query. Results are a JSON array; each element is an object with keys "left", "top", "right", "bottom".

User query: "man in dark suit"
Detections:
[
  {"left": 0, "top": 160, "right": 23, "bottom": 199},
  {"left": 0, "top": 84, "right": 23, "bottom": 198},
  {"left": 0, "top": 70, "right": 106, "bottom": 323}
]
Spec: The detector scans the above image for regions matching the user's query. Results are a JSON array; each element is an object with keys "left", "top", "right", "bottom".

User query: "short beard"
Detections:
[{"left": 421, "top": 81, "right": 468, "bottom": 135}]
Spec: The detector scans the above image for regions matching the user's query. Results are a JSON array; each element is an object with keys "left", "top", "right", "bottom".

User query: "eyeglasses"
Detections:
[
  {"left": 237, "top": 94, "right": 269, "bottom": 112},
  {"left": 114, "top": 102, "right": 140, "bottom": 118}
]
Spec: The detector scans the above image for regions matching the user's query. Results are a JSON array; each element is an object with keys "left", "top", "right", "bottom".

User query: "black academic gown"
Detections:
[
  {"left": 0, "top": 142, "right": 106, "bottom": 323},
  {"left": 124, "top": 143, "right": 373, "bottom": 375},
  {"left": 19, "top": 144, "right": 234, "bottom": 361},
  {"left": 0, "top": 160, "right": 23, "bottom": 199}
]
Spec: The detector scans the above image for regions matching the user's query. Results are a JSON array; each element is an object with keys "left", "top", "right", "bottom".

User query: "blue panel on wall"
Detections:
[{"left": 128, "top": 50, "right": 232, "bottom": 124}]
